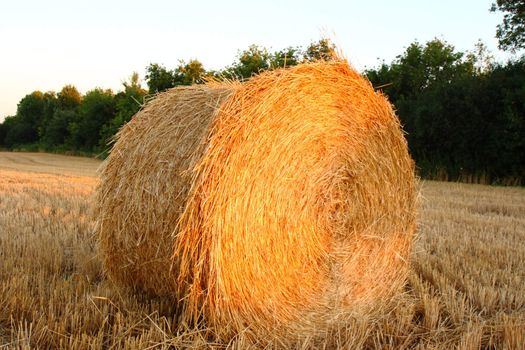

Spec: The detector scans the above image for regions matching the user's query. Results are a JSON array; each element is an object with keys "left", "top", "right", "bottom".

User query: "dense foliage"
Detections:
[
  {"left": 366, "top": 40, "right": 524, "bottom": 184},
  {"left": 0, "top": 38, "right": 523, "bottom": 184},
  {"left": 491, "top": 0, "right": 525, "bottom": 52}
]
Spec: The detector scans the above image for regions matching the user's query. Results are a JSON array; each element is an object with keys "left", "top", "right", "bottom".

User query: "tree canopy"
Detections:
[
  {"left": 491, "top": 0, "right": 525, "bottom": 51},
  {"left": 145, "top": 63, "right": 175, "bottom": 94},
  {"left": 366, "top": 38, "right": 524, "bottom": 184}
]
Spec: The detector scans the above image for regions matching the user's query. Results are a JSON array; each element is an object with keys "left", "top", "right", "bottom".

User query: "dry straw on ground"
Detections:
[{"left": 95, "top": 60, "right": 417, "bottom": 344}]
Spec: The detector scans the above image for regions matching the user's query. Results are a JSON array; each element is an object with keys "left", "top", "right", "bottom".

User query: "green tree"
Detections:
[
  {"left": 365, "top": 39, "right": 473, "bottom": 175},
  {"left": 304, "top": 38, "right": 337, "bottom": 62},
  {"left": 491, "top": 0, "right": 525, "bottom": 52},
  {"left": 100, "top": 72, "right": 147, "bottom": 148},
  {"left": 467, "top": 40, "right": 496, "bottom": 74},
  {"left": 37, "top": 85, "right": 81, "bottom": 148},
  {"left": 3, "top": 119, "right": 34, "bottom": 147},
  {"left": 0, "top": 116, "right": 18, "bottom": 147},
  {"left": 0, "top": 117, "right": 9, "bottom": 146},
  {"left": 57, "top": 85, "right": 82, "bottom": 110},
  {"left": 42, "top": 109, "right": 78, "bottom": 147},
  {"left": 14, "top": 91, "right": 46, "bottom": 143},
  {"left": 145, "top": 63, "right": 175, "bottom": 93},
  {"left": 69, "top": 88, "right": 115, "bottom": 151},
  {"left": 225, "top": 45, "right": 271, "bottom": 79},
  {"left": 220, "top": 39, "right": 336, "bottom": 80},
  {"left": 490, "top": 57, "right": 525, "bottom": 179},
  {"left": 366, "top": 39, "right": 473, "bottom": 101},
  {"left": 270, "top": 46, "right": 301, "bottom": 68},
  {"left": 1, "top": 91, "right": 59, "bottom": 148},
  {"left": 39, "top": 91, "right": 58, "bottom": 139},
  {"left": 366, "top": 38, "right": 525, "bottom": 184},
  {"left": 175, "top": 59, "right": 206, "bottom": 85},
  {"left": 0, "top": 91, "right": 53, "bottom": 147}
]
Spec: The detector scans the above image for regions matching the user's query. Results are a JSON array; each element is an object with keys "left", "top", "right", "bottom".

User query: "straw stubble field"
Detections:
[{"left": 0, "top": 152, "right": 524, "bottom": 349}]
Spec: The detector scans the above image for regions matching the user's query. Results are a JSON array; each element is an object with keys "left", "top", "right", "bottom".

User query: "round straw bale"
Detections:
[{"left": 95, "top": 60, "right": 416, "bottom": 341}]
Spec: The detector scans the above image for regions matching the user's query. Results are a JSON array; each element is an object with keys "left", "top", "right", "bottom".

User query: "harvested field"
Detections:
[
  {"left": 0, "top": 153, "right": 524, "bottom": 349},
  {"left": 0, "top": 152, "right": 100, "bottom": 177}
]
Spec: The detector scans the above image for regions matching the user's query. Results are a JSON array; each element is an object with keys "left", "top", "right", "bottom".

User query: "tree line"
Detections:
[
  {"left": 0, "top": 21, "right": 524, "bottom": 184},
  {"left": 366, "top": 40, "right": 524, "bottom": 185},
  {"left": 0, "top": 40, "right": 334, "bottom": 157}
]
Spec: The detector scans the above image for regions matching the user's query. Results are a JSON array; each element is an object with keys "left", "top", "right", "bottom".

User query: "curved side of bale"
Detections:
[
  {"left": 96, "top": 60, "right": 417, "bottom": 343},
  {"left": 95, "top": 85, "right": 235, "bottom": 298},
  {"left": 175, "top": 62, "right": 416, "bottom": 338}
]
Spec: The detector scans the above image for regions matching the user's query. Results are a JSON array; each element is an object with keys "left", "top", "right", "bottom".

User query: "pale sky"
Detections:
[{"left": 0, "top": 0, "right": 516, "bottom": 121}]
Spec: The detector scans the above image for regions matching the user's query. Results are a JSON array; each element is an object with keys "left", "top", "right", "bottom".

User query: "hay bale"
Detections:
[{"left": 95, "top": 60, "right": 416, "bottom": 341}]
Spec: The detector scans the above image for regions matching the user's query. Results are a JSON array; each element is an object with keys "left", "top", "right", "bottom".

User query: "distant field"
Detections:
[
  {"left": 0, "top": 152, "right": 101, "bottom": 177},
  {"left": 0, "top": 152, "right": 523, "bottom": 349}
]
